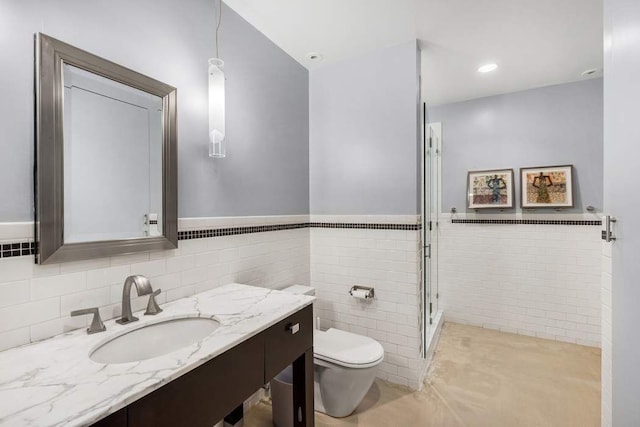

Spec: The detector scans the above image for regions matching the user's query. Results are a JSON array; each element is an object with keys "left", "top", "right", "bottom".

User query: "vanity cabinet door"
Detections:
[
  {"left": 127, "top": 333, "right": 264, "bottom": 427},
  {"left": 264, "top": 305, "right": 313, "bottom": 381}
]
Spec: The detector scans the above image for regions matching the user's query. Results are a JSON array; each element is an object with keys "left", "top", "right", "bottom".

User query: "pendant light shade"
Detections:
[{"left": 208, "top": 58, "right": 225, "bottom": 158}]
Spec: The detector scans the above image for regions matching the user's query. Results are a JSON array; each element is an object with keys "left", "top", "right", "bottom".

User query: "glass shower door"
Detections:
[
  {"left": 422, "top": 105, "right": 441, "bottom": 357},
  {"left": 421, "top": 104, "right": 432, "bottom": 357},
  {"left": 428, "top": 122, "right": 441, "bottom": 321}
]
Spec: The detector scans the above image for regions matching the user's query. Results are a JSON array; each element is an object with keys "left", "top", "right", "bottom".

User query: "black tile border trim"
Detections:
[
  {"left": 0, "top": 241, "right": 36, "bottom": 259},
  {"left": 451, "top": 219, "right": 602, "bottom": 226},
  {"left": 0, "top": 219, "right": 601, "bottom": 259},
  {"left": 0, "top": 222, "right": 422, "bottom": 259},
  {"left": 308, "top": 222, "right": 421, "bottom": 231},
  {"left": 177, "top": 223, "right": 309, "bottom": 240},
  {"left": 177, "top": 222, "right": 422, "bottom": 240}
]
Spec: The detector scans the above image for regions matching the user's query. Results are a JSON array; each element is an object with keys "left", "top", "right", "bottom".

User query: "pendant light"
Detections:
[{"left": 209, "top": 0, "right": 225, "bottom": 158}]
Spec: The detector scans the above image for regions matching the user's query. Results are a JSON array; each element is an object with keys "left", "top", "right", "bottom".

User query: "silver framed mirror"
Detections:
[{"left": 35, "top": 33, "right": 178, "bottom": 264}]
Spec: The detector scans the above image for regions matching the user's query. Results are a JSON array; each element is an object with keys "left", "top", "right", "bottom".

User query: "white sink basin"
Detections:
[{"left": 90, "top": 316, "right": 220, "bottom": 364}]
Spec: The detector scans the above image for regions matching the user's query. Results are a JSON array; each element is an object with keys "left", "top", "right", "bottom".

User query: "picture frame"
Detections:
[
  {"left": 520, "top": 165, "right": 574, "bottom": 208},
  {"left": 467, "top": 169, "right": 515, "bottom": 209}
]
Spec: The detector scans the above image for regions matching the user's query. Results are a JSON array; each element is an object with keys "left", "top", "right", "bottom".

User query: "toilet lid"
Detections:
[{"left": 314, "top": 328, "right": 384, "bottom": 368}]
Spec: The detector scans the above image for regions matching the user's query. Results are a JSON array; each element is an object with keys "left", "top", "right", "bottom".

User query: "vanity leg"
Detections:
[
  {"left": 292, "top": 347, "right": 314, "bottom": 426},
  {"left": 223, "top": 403, "right": 243, "bottom": 427}
]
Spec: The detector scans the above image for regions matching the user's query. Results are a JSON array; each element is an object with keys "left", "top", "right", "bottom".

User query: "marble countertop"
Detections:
[{"left": 0, "top": 284, "right": 314, "bottom": 427}]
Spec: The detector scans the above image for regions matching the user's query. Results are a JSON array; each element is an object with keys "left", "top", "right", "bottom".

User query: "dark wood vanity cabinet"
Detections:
[
  {"left": 92, "top": 305, "right": 314, "bottom": 427},
  {"left": 128, "top": 335, "right": 264, "bottom": 426},
  {"left": 91, "top": 408, "right": 127, "bottom": 427},
  {"left": 265, "top": 305, "right": 315, "bottom": 380}
]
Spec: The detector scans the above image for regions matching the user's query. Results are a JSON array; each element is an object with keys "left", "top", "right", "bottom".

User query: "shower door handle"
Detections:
[
  {"left": 424, "top": 244, "right": 431, "bottom": 258},
  {"left": 602, "top": 216, "right": 617, "bottom": 242}
]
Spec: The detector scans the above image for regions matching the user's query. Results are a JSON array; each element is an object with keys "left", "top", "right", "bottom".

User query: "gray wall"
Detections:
[
  {"left": 428, "top": 78, "right": 603, "bottom": 213},
  {"left": 0, "top": 0, "right": 309, "bottom": 221},
  {"left": 309, "top": 41, "right": 421, "bottom": 215},
  {"left": 604, "top": 0, "right": 640, "bottom": 423}
]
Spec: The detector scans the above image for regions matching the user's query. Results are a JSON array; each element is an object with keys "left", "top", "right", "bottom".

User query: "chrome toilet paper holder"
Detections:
[{"left": 349, "top": 285, "right": 375, "bottom": 299}]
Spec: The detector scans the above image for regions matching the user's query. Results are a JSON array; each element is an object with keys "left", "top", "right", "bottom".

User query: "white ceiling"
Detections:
[{"left": 224, "top": 0, "right": 603, "bottom": 106}]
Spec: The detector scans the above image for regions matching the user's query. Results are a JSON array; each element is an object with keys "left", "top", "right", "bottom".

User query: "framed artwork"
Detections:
[
  {"left": 467, "top": 169, "right": 515, "bottom": 209},
  {"left": 520, "top": 165, "right": 574, "bottom": 208}
]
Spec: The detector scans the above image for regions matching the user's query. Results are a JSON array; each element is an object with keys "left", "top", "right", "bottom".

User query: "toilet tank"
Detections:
[{"left": 281, "top": 285, "right": 315, "bottom": 296}]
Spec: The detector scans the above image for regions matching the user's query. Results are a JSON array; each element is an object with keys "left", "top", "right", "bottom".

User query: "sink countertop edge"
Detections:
[{"left": 0, "top": 283, "right": 314, "bottom": 427}]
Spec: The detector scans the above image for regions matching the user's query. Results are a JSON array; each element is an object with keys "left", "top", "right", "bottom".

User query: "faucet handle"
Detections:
[
  {"left": 144, "top": 288, "right": 163, "bottom": 316},
  {"left": 71, "top": 307, "right": 106, "bottom": 334}
]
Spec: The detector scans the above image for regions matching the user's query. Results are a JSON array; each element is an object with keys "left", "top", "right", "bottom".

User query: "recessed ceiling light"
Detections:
[
  {"left": 581, "top": 68, "right": 600, "bottom": 76},
  {"left": 306, "top": 52, "right": 323, "bottom": 62},
  {"left": 478, "top": 63, "right": 498, "bottom": 73}
]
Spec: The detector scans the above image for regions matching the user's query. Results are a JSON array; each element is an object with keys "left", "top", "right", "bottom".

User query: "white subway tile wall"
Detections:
[
  {"left": 310, "top": 215, "right": 424, "bottom": 390},
  {"left": 601, "top": 239, "right": 613, "bottom": 427},
  {"left": 438, "top": 218, "right": 602, "bottom": 347},
  {"left": 0, "top": 214, "right": 605, "bottom": 395},
  {"left": 0, "top": 217, "right": 309, "bottom": 351}
]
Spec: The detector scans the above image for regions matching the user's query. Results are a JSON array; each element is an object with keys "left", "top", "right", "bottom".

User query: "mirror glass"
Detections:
[{"left": 62, "top": 64, "right": 163, "bottom": 243}]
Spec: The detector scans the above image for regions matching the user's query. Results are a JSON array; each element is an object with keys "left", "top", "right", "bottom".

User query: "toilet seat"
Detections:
[{"left": 314, "top": 328, "right": 384, "bottom": 369}]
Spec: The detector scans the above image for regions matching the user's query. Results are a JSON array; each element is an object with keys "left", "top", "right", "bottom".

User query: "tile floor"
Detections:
[{"left": 245, "top": 322, "right": 601, "bottom": 426}]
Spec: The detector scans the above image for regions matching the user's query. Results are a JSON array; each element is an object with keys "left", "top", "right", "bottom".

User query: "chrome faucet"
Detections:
[
  {"left": 116, "top": 275, "right": 153, "bottom": 325},
  {"left": 71, "top": 307, "right": 106, "bottom": 334}
]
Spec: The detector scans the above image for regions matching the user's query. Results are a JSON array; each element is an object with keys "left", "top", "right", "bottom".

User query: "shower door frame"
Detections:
[{"left": 421, "top": 105, "right": 442, "bottom": 357}]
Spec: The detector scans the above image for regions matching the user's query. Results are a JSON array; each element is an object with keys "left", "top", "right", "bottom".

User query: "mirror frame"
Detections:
[{"left": 35, "top": 33, "right": 178, "bottom": 264}]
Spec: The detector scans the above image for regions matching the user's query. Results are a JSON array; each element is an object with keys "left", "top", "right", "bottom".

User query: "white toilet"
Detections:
[{"left": 281, "top": 285, "right": 384, "bottom": 418}]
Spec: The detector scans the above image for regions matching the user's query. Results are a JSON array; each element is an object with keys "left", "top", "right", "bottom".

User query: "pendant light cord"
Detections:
[{"left": 215, "top": 0, "right": 222, "bottom": 58}]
